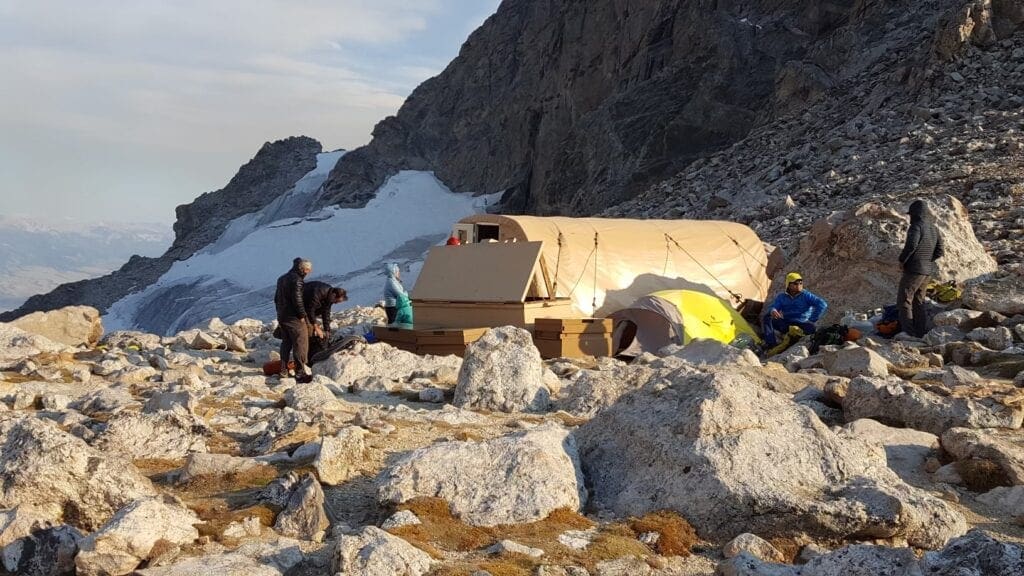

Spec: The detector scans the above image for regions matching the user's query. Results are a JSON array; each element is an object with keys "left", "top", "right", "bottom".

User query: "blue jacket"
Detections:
[{"left": 767, "top": 290, "right": 828, "bottom": 323}]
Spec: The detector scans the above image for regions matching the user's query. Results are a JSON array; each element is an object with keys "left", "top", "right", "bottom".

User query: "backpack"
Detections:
[
  {"left": 809, "top": 324, "right": 849, "bottom": 354},
  {"left": 927, "top": 280, "right": 962, "bottom": 303}
]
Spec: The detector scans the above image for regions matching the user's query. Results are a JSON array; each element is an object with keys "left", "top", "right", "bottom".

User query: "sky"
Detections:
[{"left": 0, "top": 0, "right": 501, "bottom": 226}]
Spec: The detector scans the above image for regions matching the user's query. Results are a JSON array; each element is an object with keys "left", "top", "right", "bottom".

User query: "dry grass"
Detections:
[
  {"left": 133, "top": 458, "right": 185, "bottom": 479},
  {"left": 390, "top": 498, "right": 651, "bottom": 572},
  {"left": 956, "top": 458, "right": 1013, "bottom": 492},
  {"left": 195, "top": 503, "right": 277, "bottom": 541},
  {"left": 627, "top": 510, "right": 698, "bottom": 557},
  {"left": 769, "top": 537, "right": 802, "bottom": 563}
]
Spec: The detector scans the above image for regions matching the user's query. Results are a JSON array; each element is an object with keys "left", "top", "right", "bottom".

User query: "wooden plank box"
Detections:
[
  {"left": 412, "top": 298, "right": 576, "bottom": 330},
  {"left": 534, "top": 333, "right": 613, "bottom": 359},
  {"left": 534, "top": 318, "right": 612, "bottom": 339}
]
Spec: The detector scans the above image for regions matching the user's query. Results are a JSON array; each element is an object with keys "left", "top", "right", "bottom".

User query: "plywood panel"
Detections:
[{"left": 411, "top": 242, "right": 544, "bottom": 303}]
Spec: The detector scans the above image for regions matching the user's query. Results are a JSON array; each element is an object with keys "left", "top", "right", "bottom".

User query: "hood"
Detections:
[
  {"left": 384, "top": 262, "right": 399, "bottom": 278},
  {"left": 908, "top": 200, "right": 929, "bottom": 220}
]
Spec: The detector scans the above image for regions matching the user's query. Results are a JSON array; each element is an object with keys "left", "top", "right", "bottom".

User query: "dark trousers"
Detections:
[
  {"left": 898, "top": 273, "right": 930, "bottom": 337},
  {"left": 384, "top": 306, "right": 397, "bottom": 324},
  {"left": 762, "top": 317, "right": 818, "bottom": 348},
  {"left": 278, "top": 318, "right": 309, "bottom": 374}
]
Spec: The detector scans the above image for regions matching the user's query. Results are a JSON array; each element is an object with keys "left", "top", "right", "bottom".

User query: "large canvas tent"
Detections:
[
  {"left": 455, "top": 215, "right": 769, "bottom": 317},
  {"left": 610, "top": 289, "right": 760, "bottom": 356}
]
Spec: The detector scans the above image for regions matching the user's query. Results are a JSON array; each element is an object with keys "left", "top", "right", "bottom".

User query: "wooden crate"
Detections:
[
  {"left": 372, "top": 324, "right": 418, "bottom": 352},
  {"left": 534, "top": 317, "right": 612, "bottom": 337},
  {"left": 412, "top": 298, "right": 576, "bottom": 330},
  {"left": 416, "top": 327, "right": 489, "bottom": 357},
  {"left": 534, "top": 333, "right": 613, "bottom": 359}
]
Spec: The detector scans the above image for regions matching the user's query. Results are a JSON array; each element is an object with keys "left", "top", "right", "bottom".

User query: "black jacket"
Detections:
[
  {"left": 274, "top": 266, "right": 306, "bottom": 321},
  {"left": 899, "top": 201, "right": 944, "bottom": 276},
  {"left": 303, "top": 281, "right": 334, "bottom": 330}
]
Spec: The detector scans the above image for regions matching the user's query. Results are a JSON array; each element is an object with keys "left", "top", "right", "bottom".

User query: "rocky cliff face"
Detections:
[
  {"left": 315, "top": 0, "right": 972, "bottom": 215},
  {"left": 0, "top": 136, "right": 322, "bottom": 322}
]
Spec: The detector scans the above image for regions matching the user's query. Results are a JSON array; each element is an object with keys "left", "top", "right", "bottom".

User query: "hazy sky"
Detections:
[{"left": 0, "top": 0, "right": 500, "bottom": 225}]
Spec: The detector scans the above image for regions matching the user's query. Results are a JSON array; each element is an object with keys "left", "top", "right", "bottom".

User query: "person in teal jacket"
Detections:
[
  {"left": 762, "top": 272, "right": 828, "bottom": 347},
  {"left": 383, "top": 262, "right": 414, "bottom": 325}
]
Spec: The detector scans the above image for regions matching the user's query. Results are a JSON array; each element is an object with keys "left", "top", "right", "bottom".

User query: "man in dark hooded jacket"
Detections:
[
  {"left": 304, "top": 281, "right": 348, "bottom": 339},
  {"left": 275, "top": 258, "right": 312, "bottom": 381},
  {"left": 897, "top": 200, "right": 945, "bottom": 337}
]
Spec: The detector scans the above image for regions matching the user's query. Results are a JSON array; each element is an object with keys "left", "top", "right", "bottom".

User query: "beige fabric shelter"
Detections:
[{"left": 458, "top": 215, "right": 769, "bottom": 317}]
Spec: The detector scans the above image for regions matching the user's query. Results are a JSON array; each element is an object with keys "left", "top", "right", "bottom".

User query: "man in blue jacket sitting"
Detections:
[{"left": 762, "top": 272, "right": 829, "bottom": 348}]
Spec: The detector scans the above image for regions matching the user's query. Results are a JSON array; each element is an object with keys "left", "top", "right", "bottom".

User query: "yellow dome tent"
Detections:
[{"left": 610, "top": 289, "right": 761, "bottom": 356}]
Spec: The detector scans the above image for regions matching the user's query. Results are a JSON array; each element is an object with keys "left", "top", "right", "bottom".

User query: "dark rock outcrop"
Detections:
[
  {"left": 315, "top": 0, "right": 968, "bottom": 216},
  {"left": 1, "top": 137, "right": 321, "bottom": 321}
]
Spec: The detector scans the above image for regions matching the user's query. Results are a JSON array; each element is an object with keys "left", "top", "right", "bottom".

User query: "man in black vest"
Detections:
[
  {"left": 274, "top": 257, "right": 313, "bottom": 381},
  {"left": 897, "top": 200, "right": 945, "bottom": 337}
]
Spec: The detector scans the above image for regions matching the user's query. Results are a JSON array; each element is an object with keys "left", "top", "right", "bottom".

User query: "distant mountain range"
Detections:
[{"left": 0, "top": 217, "right": 172, "bottom": 312}]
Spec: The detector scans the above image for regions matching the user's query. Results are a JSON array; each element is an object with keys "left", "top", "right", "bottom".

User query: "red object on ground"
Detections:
[
  {"left": 446, "top": 236, "right": 461, "bottom": 246},
  {"left": 262, "top": 359, "right": 296, "bottom": 376}
]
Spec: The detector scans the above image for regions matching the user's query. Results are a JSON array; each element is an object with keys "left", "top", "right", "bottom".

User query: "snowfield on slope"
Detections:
[{"left": 104, "top": 167, "right": 498, "bottom": 334}]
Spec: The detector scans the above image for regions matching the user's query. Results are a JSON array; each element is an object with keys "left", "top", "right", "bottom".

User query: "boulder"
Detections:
[
  {"left": 178, "top": 453, "right": 266, "bottom": 484},
  {"left": 942, "top": 365, "right": 983, "bottom": 387},
  {"left": 143, "top": 391, "right": 198, "bottom": 414},
  {"left": 453, "top": 326, "right": 549, "bottom": 413},
  {"left": 333, "top": 526, "right": 434, "bottom": 576},
  {"left": 822, "top": 347, "right": 890, "bottom": 378},
  {"left": 1, "top": 525, "right": 82, "bottom": 576},
  {"left": 555, "top": 363, "right": 665, "bottom": 418},
  {"left": 284, "top": 380, "right": 338, "bottom": 412},
  {"left": 799, "top": 545, "right": 921, "bottom": 575},
  {"left": 722, "top": 533, "right": 784, "bottom": 563},
  {"left": 314, "top": 426, "right": 367, "bottom": 486},
  {"left": 576, "top": 369, "right": 965, "bottom": 548},
  {"left": 963, "top": 274, "right": 1024, "bottom": 316},
  {"left": 0, "top": 324, "right": 66, "bottom": 369},
  {"left": 8, "top": 305, "right": 103, "bottom": 347},
  {"left": 966, "top": 326, "right": 1014, "bottom": 351},
  {"left": 74, "top": 496, "right": 199, "bottom": 576},
  {"left": 665, "top": 339, "right": 761, "bottom": 367},
  {"left": 841, "top": 419, "right": 938, "bottom": 484},
  {"left": 0, "top": 505, "right": 61, "bottom": 549},
  {"left": 918, "top": 530, "right": 1024, "bottom": 574},
  {"left": 92, "top": 412, "right": 208, "bottom": 459},
  {"left": 313, "top": 340, "right": 460, "bottom": 387},
  {"left": 771, "top": 198, "right": 996, "bottom": 324},
  {"left": 977, "top": 485, "right": 1024, "bottom": 518},
  {"left": 940, "top": 427, "right": 1024, "bottom": 484},
  {"left": 380, "top": 510, "right": 421, "bottom": 530},
  {"left": 842, "top": 376, "right": 1023, "bottom": 435},
  {"left": 101, "top": 331, "right": 163, "bottom": 351},
  {"left": 69, "top": 387, "right": 139, "bottom": 418},
  {"left": 189, "top": 331, "right": 224, "bottom": 351},
  {"left": 488, "top": 539, "right": 545, "bottom": 558},
  {"left": 377, "top": 424, "right": 586, "bottom": 527},
  {"left": 136, "top": 553, "right": 282, "bottom": 576},
  {"left": 933, "top": 309, "right": 983, "bottom": 329},
  {"left": 0, "top": 418, "right": 156, "bottom": 531},
  {"left": 273, "top": 473, "right": 329, "bottom": 541}
]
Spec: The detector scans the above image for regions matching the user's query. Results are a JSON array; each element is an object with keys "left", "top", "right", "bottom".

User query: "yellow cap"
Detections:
[{"left": 786, "top": 272, "right": 803, "bottom": 284}]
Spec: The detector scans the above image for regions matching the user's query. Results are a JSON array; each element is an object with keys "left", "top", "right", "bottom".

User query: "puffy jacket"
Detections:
[
  {"left": 899, "top": 201, "right": 944, "bottom": 276},
  {"left": 767, "top": 289, "right": 828, "bottom": 324},
  {"left": 303, "top": 280, "right": 334, "bottom": 330},
  {"left": 274, "top": 265, "right": 306, "bottom": 321},
  {"left": 382, "top": 263, "right": 408, "bottom": 307}
]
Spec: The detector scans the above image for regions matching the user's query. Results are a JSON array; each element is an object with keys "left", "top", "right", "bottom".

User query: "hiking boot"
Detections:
[{"left": 296, "top": 373, "right": 314, "bottom": 384}]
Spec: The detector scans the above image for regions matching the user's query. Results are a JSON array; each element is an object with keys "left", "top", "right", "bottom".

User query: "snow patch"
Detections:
[{"left": 104, "top": 170, "right": 499, "bottom": 334}]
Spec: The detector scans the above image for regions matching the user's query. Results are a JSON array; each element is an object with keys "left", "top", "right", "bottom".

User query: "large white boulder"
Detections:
[
  {"left": 377, "top": 424, "right": 586, "bottom": 527},
  {"left": 822, "top": 347, "right": 890, "bottom": 378},
  {"left": 92, "top": 412, "right": 208, "bottom": 459},
  {"left": 314, "top": 426, "right": 368, "bottom": 486},
  {"left": 940, "top": 427, "right": 1024, "bottom": 485},
  {"left": 0, "top": 418, "right": 156, "bottom": 531},
  {"left": 772, "top": 198, "right": 996, "bottom": 323},
  {"left": 74, "top": 496, "right": 199, "bottom": 576},
  {"left": 453, "top": 326, "right": 549, "bottom": 413},
  {"left": 0, "top": 324, "right": 67, "bottom": 369},
  {"left": 312, "top": 341, "right": 460, "bottom": 387},
  {"left": 575, "top": 369, "right": 965, "bottom": 548},
  {"left": 963, "top": 273, "right": 1024, "bottom": 316},
  {"left": 843, "top": 376, "right": 1023, "bottom": 435},
  {"left": 8, "top": 305, "right": 103, "bottom": 347},
  {"left": 332, "top": 526, "right": 435, "bottom": 576}
]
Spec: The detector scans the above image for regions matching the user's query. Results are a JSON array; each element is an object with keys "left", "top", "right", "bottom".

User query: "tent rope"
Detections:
[
  {"left": 664, "top": 233, "right": 744, "bottom": 304},
  {"left": 724, "top": 232, "right": 767, "bottom": 267},
  {"left": 551, "top": 231, "right": 564, "bottom": 298},
  {"left": 592, "top": 232, "right": 599, "bottom": 312}
]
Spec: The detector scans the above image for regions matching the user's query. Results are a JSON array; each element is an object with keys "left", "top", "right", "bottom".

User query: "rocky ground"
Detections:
[{"left": 1, "top": 252, "right": 1024, "bottom": 576}]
